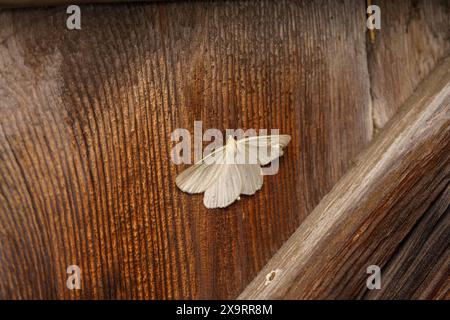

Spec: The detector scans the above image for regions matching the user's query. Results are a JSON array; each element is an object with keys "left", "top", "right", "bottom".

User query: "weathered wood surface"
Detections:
[
  {"left": 238, "top": 56, "right": 450, "bottom": 300},
  {"left": 365, "top": 184, "right": 449, "bottom": 300},
  {"left": 368, "top": 0, "right": 450, "bottom": 130},
  {"left": 0, "top": 0, "right": 142, "bottom": 7},
  {"left": 0, "top": 1, "right": 373, "bottom": 299}
]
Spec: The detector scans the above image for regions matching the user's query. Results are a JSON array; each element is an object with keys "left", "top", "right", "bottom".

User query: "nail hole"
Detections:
[
  {"left": 264, "top": 269, "right": 282, "bottom": 286},
  {"left": 268, "top": 271, "right": 276, "bottom": 281}
]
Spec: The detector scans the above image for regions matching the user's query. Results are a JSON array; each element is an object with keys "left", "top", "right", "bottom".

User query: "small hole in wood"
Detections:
[
  {"left": 268, "top": 271, "right": 276, "bottom": 281},
  {"left": 264, "top": 269, "right": 282, "bottom": 285}
]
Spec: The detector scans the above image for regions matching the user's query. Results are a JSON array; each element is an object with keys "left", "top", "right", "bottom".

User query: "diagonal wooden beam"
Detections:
[
  {"left": 239, "top": 56, "right": 450, "bottom": 299},
  {"left": 364, "top": 184, "right": 449, "bottom": 299}
]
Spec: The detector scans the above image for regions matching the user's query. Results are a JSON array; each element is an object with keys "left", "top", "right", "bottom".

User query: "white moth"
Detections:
[{"left": 176, "top": 135, "right": 291, "bottom": 208}]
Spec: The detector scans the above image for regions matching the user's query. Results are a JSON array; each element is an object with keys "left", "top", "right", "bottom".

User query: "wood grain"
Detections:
[
  {"left": 0, "top": 0, "right": 146, "bottom": 7},
  {"left": 0, "top": 1, "right": 372, "bottom": 299},
  {"left": 238, "top": 56, "right": 450, "bottom": 299},
  {"left": 368, "top": 0, "right": 450, "bottom": 130},
  {"left": 365, "top": 184, "right": 449, "bottom": 300}
]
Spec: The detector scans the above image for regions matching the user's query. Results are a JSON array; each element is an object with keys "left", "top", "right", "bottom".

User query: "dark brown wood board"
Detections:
[
  {"left": 0, "top": 0, "right": 150, "bottom": 7},
  {"left": 0, "top": 1, "right": 372, "bottom": 299}
]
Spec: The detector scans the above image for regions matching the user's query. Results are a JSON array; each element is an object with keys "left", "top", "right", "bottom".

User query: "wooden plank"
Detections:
[
  {"left": 365, "top": 184, "right": 449, "bottom": 299},
  {"left": 0, "top": 0, "right": 145, "bottom": 7},
  {"left": 238, "top": 56, "right": 450, "bottom": 299},
  {"left": 0, "top": 1, "right": 372, "bottom": 299},
  {"left": 368, "top": 0, "right": 450, "bottom": 130}
]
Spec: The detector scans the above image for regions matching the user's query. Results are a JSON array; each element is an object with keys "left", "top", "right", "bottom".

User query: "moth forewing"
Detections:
[
  {"left": 203, "top": 145, "right": 225, "bottom": 165},
  {"left": 235, "top": 141, "right": 256, "bottom": 165},
  {"left": 262, "top": 135, "right": 279, "bottom": 164}
]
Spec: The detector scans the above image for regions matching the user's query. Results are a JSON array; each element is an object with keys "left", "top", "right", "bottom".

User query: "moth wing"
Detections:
[
  {"left": 237, "top": 164, "right": 263, "bottom": 195},
  {"left": 175, "top": 147, "right": 226, "bottom": 194},
  {"left": 203, "top": 164, "right": 242, "bottom": 208},
  {"left": 239, "top": 134, "right": 291, "bottom": 166}
]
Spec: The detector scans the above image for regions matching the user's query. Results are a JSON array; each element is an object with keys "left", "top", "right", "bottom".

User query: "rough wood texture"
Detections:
[
  {"left": 0, "top": 0, "right": 143, "bottom": 7},
  {"left": 368, "top": 0, "right": 450, "bottom": 130},
  {"left": 238, "top": 56, "right": 450, "bottom": 299},
  {"left": 0, "top": 1, "right": 372, "bottom": 299},
  {"left": 365, "top": 184, "right": 449, "bottom": 300}
]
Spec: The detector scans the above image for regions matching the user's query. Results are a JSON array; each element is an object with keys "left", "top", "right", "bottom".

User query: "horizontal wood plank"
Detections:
[{"left": 0, "top": 0, "right": 145, "bottom": 7}]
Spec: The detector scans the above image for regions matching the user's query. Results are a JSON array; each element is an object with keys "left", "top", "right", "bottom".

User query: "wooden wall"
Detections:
[
  {"left": 0, "top": 0, "right": 448, "bottom": 299},
  {"left": 368, "top": 0, "right": 450, "bottom": 130}
]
